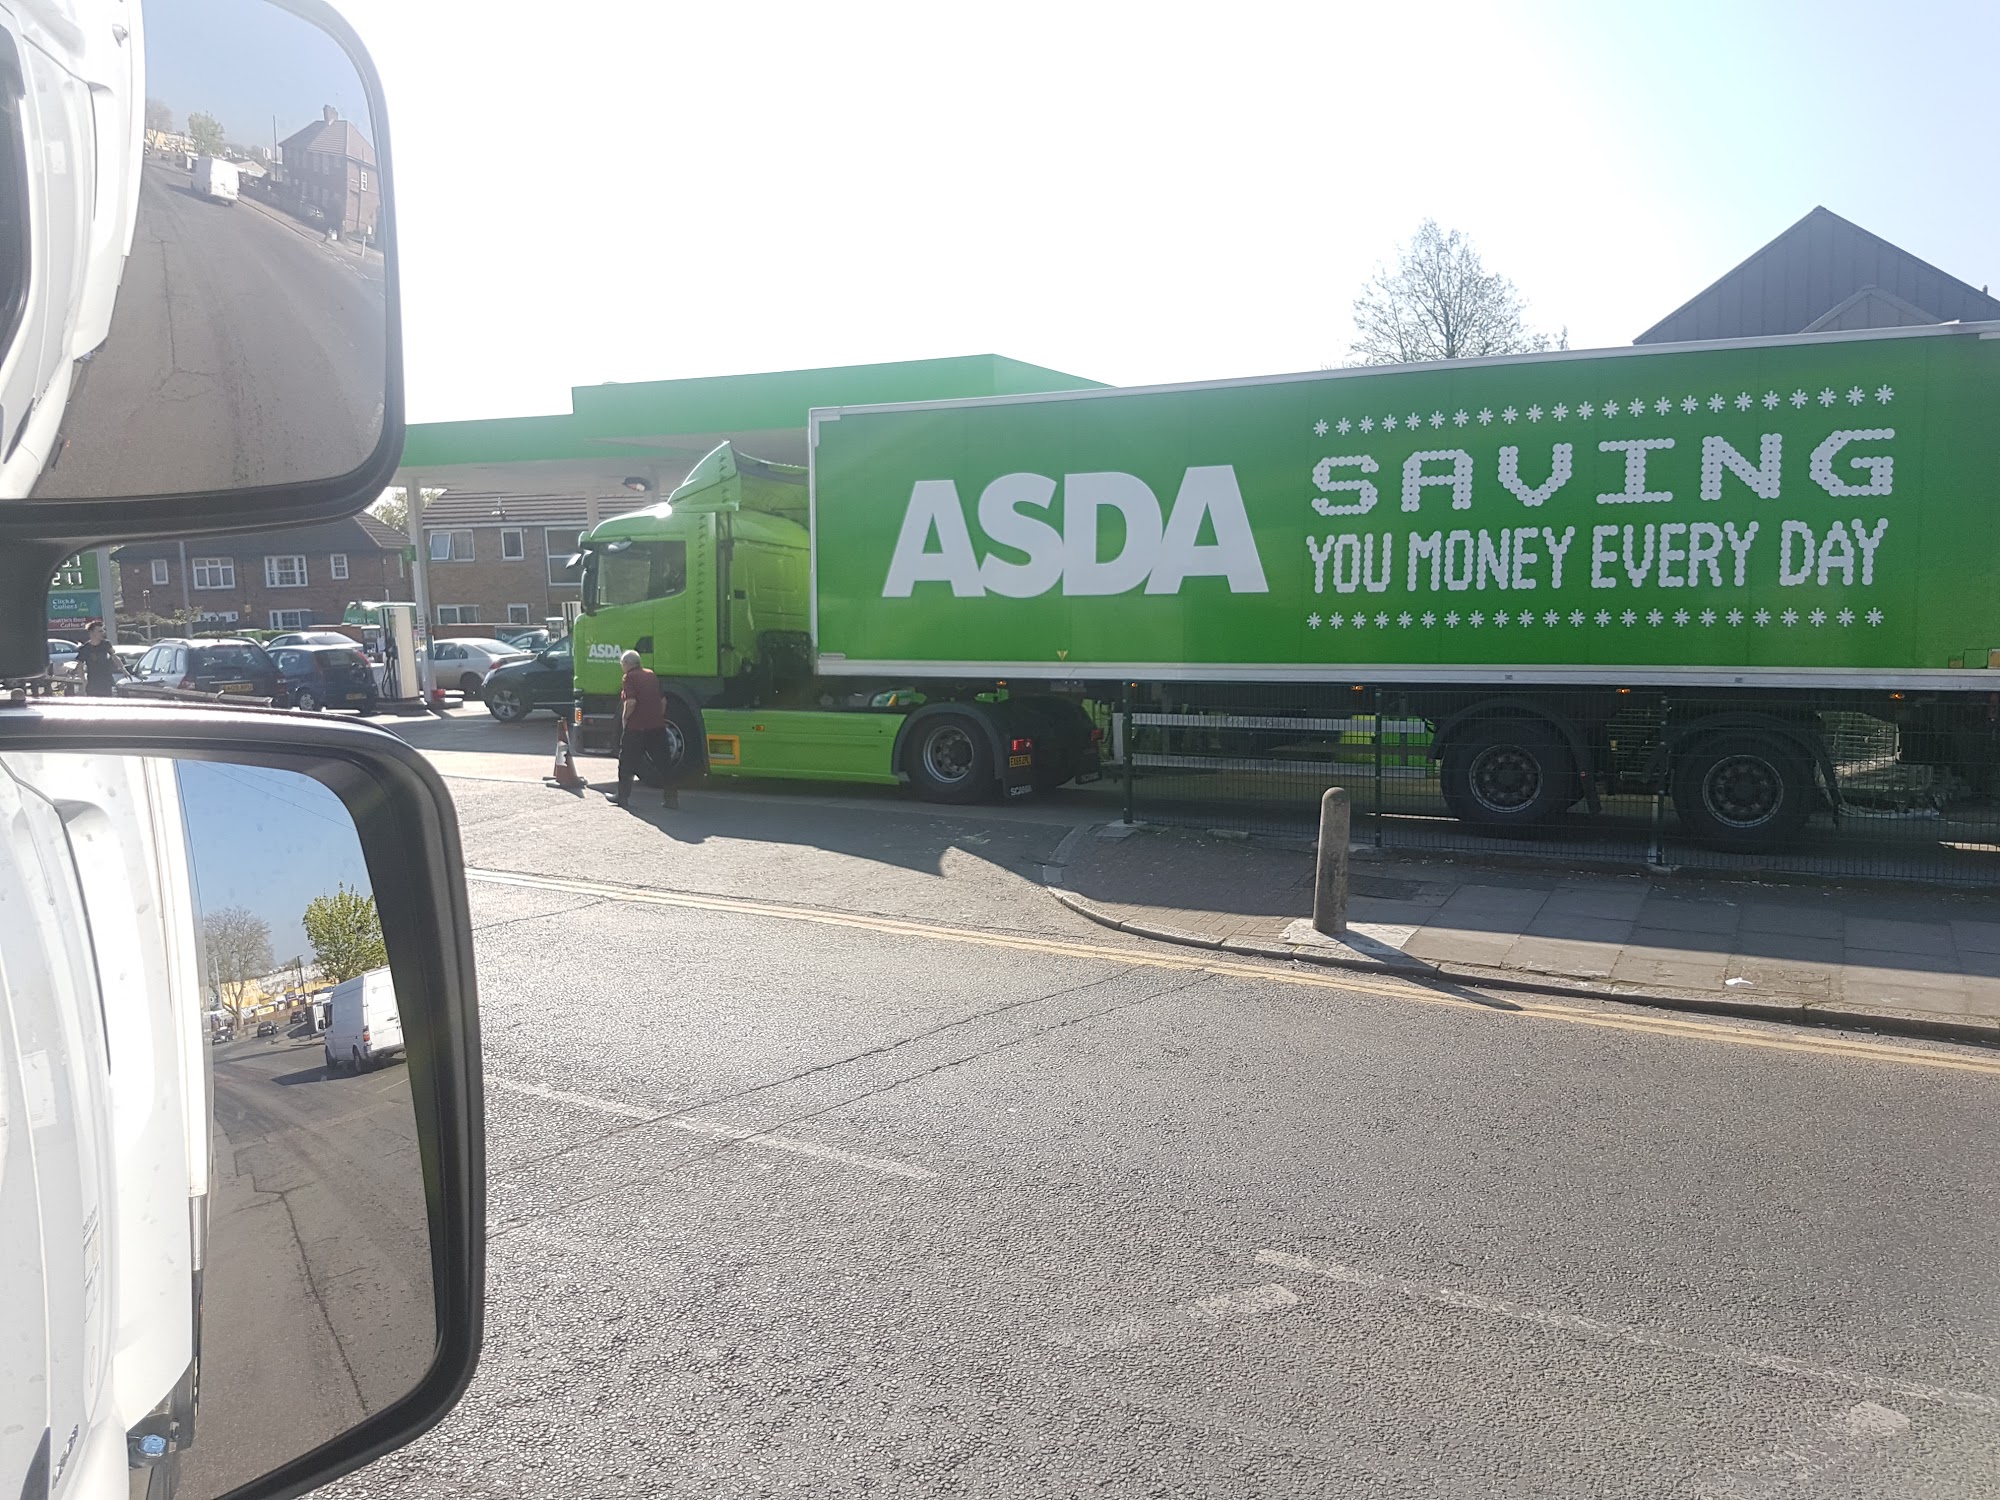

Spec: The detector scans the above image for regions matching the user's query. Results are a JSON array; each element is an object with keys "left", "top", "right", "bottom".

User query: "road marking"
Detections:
[
  {"left": 1695, "top": 1401, "right": 1912, "bottom": 1498},
  {"left": 1259, "top": 1249, "right": 2000, "bottom": 1418},
  {"left": 486, "top": 1073, "right": 934, "bottom": 1180},
  {"left": 1187, "top": 1283, "right": 1301, "bottom": 1325},
  {"left": 465, "top": 867, "right": 2000, "bottom": 1077}
]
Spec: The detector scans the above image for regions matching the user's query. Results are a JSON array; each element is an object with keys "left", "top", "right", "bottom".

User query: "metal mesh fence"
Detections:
[{"left": 1107, "top": 683, "right": 2000, "bottom": 886}]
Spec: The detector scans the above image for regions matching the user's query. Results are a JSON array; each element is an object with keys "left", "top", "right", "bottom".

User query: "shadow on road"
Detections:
[{"left": 271, "top": 1065, "right": 331, "bottom": 1087}]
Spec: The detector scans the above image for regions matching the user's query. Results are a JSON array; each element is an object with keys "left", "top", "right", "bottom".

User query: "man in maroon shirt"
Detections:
[{"left": 609, "top": 649, "right": 678, "bottom": 808}]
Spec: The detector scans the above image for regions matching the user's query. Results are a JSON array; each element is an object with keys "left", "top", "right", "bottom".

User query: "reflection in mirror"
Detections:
[
  {"left": 6, "top": 0, "right": 388, "bottom": 503},
  {"left": 0, "top": 753, "right": 431, "bottom": 1500}
]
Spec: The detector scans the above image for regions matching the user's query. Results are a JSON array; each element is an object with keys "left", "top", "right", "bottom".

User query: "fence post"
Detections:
[
  {"left": 1121, "top": 688, "right": 1136, "bottom": 826},
  {"left": 1371, "top": 687, "right": 1385, "bottom": 849},
  {"left": 1313, "top": 787, "right": 1350, "bottom": 937}
]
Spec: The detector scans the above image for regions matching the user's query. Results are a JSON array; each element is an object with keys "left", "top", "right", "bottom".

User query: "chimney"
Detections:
[{"left": 322, "top": 105, "right": 337, "bottom": 123}]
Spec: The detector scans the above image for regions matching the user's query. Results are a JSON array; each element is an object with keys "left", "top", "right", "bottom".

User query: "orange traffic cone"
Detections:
[{"left": 547, "top": 721, "right": 585, "bottom": 791}]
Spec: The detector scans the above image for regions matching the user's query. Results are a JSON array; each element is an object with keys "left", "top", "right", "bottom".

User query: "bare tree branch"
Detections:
[{"left": 1348, "top": 220, "right": 1553, "bottom": 366}]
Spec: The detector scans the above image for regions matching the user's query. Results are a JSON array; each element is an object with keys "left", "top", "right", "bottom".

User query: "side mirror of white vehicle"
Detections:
[
  {"left": 0, "top": 701, "right": 482, "bottom": 1500},
  {"left": 0, "top": 0, "right": 404, "bottom": 678}
]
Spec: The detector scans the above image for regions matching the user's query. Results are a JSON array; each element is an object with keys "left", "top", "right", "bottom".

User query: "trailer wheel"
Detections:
[
  {"left": 908, "top": 712, "right": 995, "bottom": 804},
  {"left": 1671, "top": 732, "right": 1812, "bottom": 851},
  {"left": 1439, "top": 718, "right": 1576, "bottom": 832}
]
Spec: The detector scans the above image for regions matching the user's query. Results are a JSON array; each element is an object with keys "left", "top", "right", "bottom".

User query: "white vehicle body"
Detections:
[
  {"left": 0, "top": 752, "right": 210, "bottom": 1498},
  {"left": 0, "top": 0, "right": 146, "bottom": 498},
  {"left": 325, "top": 966, "right": 403, "bottom": 1071},
  {"left": 190, "top": 153, "right": 236, "bottom": 204},
  {"left": 429, "top": 637, "right": 531, "bottom": 693}
]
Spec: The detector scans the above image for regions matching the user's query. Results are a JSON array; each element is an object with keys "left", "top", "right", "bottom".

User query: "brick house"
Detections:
[
  {"left": 418, "top": 491, "right": 594, "bottom": 630},
  {"left": 113, "top": 515, "right": 407, "bottom": 634},
  {"left": 277, "top": 105, "right": 379, "bottom": 239}
]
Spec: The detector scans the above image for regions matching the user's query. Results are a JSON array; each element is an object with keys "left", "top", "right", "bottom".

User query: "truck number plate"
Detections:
[{"left": 1008, "top": 753, "right": 1033, "bottom": 768}]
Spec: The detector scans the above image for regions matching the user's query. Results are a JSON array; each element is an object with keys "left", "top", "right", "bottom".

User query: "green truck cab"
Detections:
[{"left": 570, "top": 442, "right": 1102, "bottom": 801}]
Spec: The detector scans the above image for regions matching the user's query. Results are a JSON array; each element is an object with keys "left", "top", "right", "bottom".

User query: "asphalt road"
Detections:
[
  {"left": 38, "top": 160, "right": 386, "bottom": 500},
  {"left": 305, "top": 776, "right": 2000, "bottom": 1499},
  {"left": 182, "top": 1031, "right": 433, "bottom": 1498}
]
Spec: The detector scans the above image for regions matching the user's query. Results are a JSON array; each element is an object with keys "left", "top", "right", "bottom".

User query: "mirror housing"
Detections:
[
  {"left": 0, "top": 0, "right": 405, "bottom": 679},
  {"left": 0, "top": 698, "right": 484, "bottom": 1500}
]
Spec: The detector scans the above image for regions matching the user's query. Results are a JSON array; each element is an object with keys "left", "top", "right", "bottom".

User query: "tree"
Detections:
[
  {"left": 304, "top": 885, "right": 387, "bottom": 984},
  {"left": 202, "top": 907, "right": 272, "bottom": 1025},
  {"left": 145, "top": 98, "right": 175, "bottom": 134},
  {"left": 187, "top": 111, "right": 226, "bottom": 156},
  {"left": 1348, "top": 219, "right": 1561, "bottom": 366},
  {"left": 367, "top": 488, "right": 408, "bottom": 531}
]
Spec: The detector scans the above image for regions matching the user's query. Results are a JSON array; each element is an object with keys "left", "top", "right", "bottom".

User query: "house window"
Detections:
[
  {"left": 501, "top": 528, "right": 524, "bottom": 561},
  {"left": 269, "top": 609, "right": 311, "bottom": 630},
  {"left": 330, "top": 552, "right": 349, "bottom": 580},
  {"left": 429, "top": 530, "right": 474, "bottom": 562},
  {"left": 507, "top": 604, "right": 531, "bottom": 625},
  {"left": 191, "top": 557, "right": 235, "bottom": 590},
  {"left": 150, "top": 558, "right": 169, "bottom": 585},
  {"left": 358, "top": 170, "right": 368, "bottom": 190},
  {"left": 547, "top": 529, "right": 584, "bottom": 587},
  {"left": 436, "top": 604, "right": 479, "bottom": 625},
  {"left": 265, "top": 555, "right": 308, "bottom": 588}
]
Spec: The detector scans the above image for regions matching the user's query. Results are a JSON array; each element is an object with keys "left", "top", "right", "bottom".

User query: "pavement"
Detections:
[
  {"left": 390, "top": 705, "right": 2000, "bottom": 1041},
  {"left": 1052, "top": 823, "right": 2000, "bottom": 1039}
]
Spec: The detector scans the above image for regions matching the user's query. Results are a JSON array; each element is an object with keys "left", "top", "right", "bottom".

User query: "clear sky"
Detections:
[
  {"left": 176, "top": 761, "right": 374, "bottom": 964},
  {"left": 147, "top": 0, "right": 373, "bottom": 154},
  {"left": 323, "top": 0, "right": 1999, "bottom": 425}
]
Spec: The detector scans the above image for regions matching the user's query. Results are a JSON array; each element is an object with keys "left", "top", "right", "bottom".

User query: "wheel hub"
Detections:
[
  {"left": 1702, "top": 754, "right": 1782, "bottom": 827},
  {"left": 1469, "top": 744, "right": 1541, "bottom": 813},
  {"left": 924, "top": 725, "right": 975, "bottom": 784}
]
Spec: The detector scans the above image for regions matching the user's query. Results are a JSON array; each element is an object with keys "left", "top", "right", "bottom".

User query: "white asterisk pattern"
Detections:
[
  {"left": 1790, "top": 390, "right": 1808, "bottom": 408},
  {"left": 1477, "top": 409, "right": 1494, "bottom": 425},
  {"left": 1866, "top": 608, "right": 1884, "bottom": 626},
  {"left": 1754, "top": 609, "right": 1772, "bottom": 626},
  {"left": 1727, "top": 609, "right": 1744, "bottom": 626},
  {"left": 1876, "top": 385, "right": 1894, "bottom": 404},
  {"left": 1375, "top": 612, "right": 1390, "bottom": 628},
  {"left": 1407, "top": 413, "right": 1422, "bottom": 430},
  {"left": 1708, "top": 394, "right": 1726, "bottom": 412},
  {"left": 1445, "top": 611, "right": 1461, "bottom": 627},
  {"left": 1700, "top": 609, "right": 1717, "bottom": 626},
  {"left": 1501, "top": 406, "right": 1518, "bottom": 423},
  {"left": 1352, "top": 612, "right": 1367, "bottom": 628},
  {"left": 1429, "top": 411, "right": 1446, "bottom": 429},
  {"left": 1359, "top": 416, "right": 1374, "bottom": 433},
  {"left": 1782, "top": 609, "right": 1800, "bottom": 626},
  {"left": 1308, "top": 613, "right": 1322, "bottom": 628},
  {"left": 1493, "top": 610, "right": 1510, "bottom": 626},
  {"left": 1313, "top": 420, "right": 1329, "bottom": 437},
  {"left": 1552, "top": 403, "right": 1568, "bottom": 420},
  {"left": 1453, "top": 410, "right": 1470, "bottom": 426},
  {"left": 1621, "top": 609, "right": 1638, "bottom": 626},
  {"left": 1655, "top": 397, "right": 1673, "bottom": 415},
  {"left": 1603, "top": 399, "right": 1621, "bottom": 416},
  {"left": 1527, "top": 405, "right": 1543, "bottom": 422},
  {"left": 1422, "top": 611, "right": 1437, "bottom": 627},
  {"left": 1569, "top": 611, "right": 1585, "bottom": 626},
  {"left": 1594, "top": 610, "right": 1611, "bottom": 626},
  {"left": 1734, "top": 393, "right": 1753, "bottom": 410},
  {"left": 1762, "top": 392, "right": 1780, "bottom": 409},
  {"left": 1647, "top": 608, "right": 1665, "bottom": 626},
  {"left": 1383, "top": 414, "right": 1398, "bottom": 431},
  {"left": 1810, "top": 608, "right": 1827, "bottom": 626},
  {"left": 1673, "top": 609, "right": 1690, "bottom": 625},
  {"left": 1470, "top": 611, "right": 1485, "bottom": 627},
  {"left": 1837, "top": 608, "right": 1855, "bottom": 626},
  {"left": 1846, "top": 386, "right": 1865, "bottom": 405},
  {"left": 1577, "top": 401, "right": 1595, "bottom": 419},
  {"left": 1398, "top": 611, "right": 1413, "bottom": 627},
  {"left": 1335, "top": 417, "right": 1351, "bottom": 435},
  {"left": 1681, "top": 396, "right": 1699, "bottom": 414},
  {"left": 1819, "top": 388, "right": 1837, "bottom": 406}
]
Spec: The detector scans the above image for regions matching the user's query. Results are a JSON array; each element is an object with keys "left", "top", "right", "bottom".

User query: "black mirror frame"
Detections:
[
  {"left": 0, "top": 0, "right": 406, "bottom": 679},
  {"left": 0, "top": 698, "right": 483, "bottom": 1500}
]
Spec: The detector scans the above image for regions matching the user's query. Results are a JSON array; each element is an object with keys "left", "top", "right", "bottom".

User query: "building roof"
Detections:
[
  {"left": 1636, "top": 206, "right": 2000, "bottom": 344},
  {"left": 112, "top": 514, "right": 403, "bottom": 563},
  {"left": 419, "top": 492, "right": 594, "bottom": 528},
  {"left": 397, "top": 353, "right": 1105, "bottom": 493},
  {"left": 278, "top": 107, "right": 377, "bottom": 168}
]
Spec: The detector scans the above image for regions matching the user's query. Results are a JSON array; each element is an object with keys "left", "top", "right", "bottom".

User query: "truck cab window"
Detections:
[{"left": 592, "top": 541, "right": 687, "bottom": 609}]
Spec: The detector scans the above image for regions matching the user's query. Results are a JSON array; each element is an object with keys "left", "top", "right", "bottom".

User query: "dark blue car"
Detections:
[{"left": 268, "top": 643, "right": 380, "bottom": 713}]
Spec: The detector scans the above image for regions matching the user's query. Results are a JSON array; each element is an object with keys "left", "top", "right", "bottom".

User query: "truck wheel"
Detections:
[
  {"left": 1439, "top": 718, "right": 1576, "bottom": 832},
  {"left": 908, "top": 712, "right": 995, "bottom": 804},
  {"left": 1015, "top": 698, "right": 1093, "bottom": 792},
  {"left": 631, "top": 704, "right": 699, "bottom": 788},
  {"left": 1671, "top": 732, "right": 1813, "bottom": 851}
]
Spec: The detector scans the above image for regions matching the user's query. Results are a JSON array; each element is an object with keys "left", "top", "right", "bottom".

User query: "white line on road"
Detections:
[
  {"left": 1186, "top": 1283, "right": 1302, "bottom": 1325},
  {"left": 1695, "top": 1401, "right": 1912, "bottom": 1498},
  {"left": 487, "top": 1074, "right": 935, "bottom": 1180},
  {"left": 1258, "top": 1249, "right": 2000, "bottom": 1418}
]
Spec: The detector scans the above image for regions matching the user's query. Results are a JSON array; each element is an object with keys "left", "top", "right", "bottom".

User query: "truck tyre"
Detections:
[
  {"left": 631, "top": 702, "right": 701, "bottom": 788},
  {"left": 1015, "top": 698, "right": 1094, "bottom": 792},
  {"left": 1671, "top": 732, "right": 1813, "bottom": 851},
  {"left": 908, "top": 712, "right": 995, "bottom": 804},
  {"left": 1439, "top": 718, "right": 1577, "bottom": 832}
]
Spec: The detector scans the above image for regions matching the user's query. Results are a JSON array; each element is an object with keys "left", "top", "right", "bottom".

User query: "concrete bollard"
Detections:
[{"left": 1313, "top": 787, "right": 1350, "bottom": 937}]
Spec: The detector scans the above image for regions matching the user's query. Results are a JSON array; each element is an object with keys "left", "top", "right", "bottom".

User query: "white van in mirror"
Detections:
[{"left": 325, "top": 967, "right": 403, "bottom": 1073}]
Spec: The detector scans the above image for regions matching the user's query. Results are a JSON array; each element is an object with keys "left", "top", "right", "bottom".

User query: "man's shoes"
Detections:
[{"left": 604, "top": 791, "right": 628, "bottom": 806}]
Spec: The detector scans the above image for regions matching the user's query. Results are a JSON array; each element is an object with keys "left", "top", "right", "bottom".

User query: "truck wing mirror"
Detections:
[
  {"left": 0, "top": 702, "right": 482, "bottom": 1500},
  {"left": 0, "top": 0, "right": 405, "bottom": 679}
]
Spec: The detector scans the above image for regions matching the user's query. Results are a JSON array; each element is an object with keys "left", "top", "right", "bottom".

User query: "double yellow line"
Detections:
[{"left": 465, "top": 867, "right": 2000, "bottom": 1077}]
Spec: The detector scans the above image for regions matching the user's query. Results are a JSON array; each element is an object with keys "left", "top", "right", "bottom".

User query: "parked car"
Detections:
[
  {"left": 493, "top": 626, "right": 553, "bottom": 651},
  {"left": 325, "top": 967, "right": 404, "bottom": 1073},
  {"left": 481, "top": 639, "right": 573, "bottom": 723},
  {"left": 429, "top": 637, "right": 531, "bottom": 696},
  {"left": 267, "top": 630, "right": 361, "bottom": 648},
  {"left": 269, "top": 643, "right": 381, "bottom": 713},
  {"left": 47, "top": 637, "right": 79, "bottom": 673},
  {"left": 121, "top": 637, "right": 282, "bottom": 700},
  {"left": 256, "top": 1021, "right": 278, "bottom": 1037}
]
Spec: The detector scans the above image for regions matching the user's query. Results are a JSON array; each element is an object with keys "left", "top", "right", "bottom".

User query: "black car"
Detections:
[
  {"left": 481, "top": 639, "right": 573, "bottom": 723},
  {"left": 269, "top": 643, "right": 380, "bottom": 713},
  {"left": 123, "top": 637, "right": 282, "bottom": 700},
  {"left": 257, "top": 1021, "right": 278, "bottom": 1037}
]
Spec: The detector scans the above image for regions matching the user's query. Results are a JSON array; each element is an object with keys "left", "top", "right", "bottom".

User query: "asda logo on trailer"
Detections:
[{"left": 881, "top": 467, "right": 1270, "bottom": 599}]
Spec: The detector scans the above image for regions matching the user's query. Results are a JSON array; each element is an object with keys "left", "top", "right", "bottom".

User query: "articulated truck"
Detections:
[{"left": 569, "top": 320, "right": 2000, "bottom": 851}]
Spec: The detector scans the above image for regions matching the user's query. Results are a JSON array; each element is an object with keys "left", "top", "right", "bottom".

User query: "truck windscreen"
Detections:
[{"left": 591, "top": 541, "right": 687, "bottom": 608}]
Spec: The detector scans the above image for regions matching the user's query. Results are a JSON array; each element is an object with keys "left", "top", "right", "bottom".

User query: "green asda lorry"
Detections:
[{"left": 570, "top": 320, "right": 2000, "bottom": 850}]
